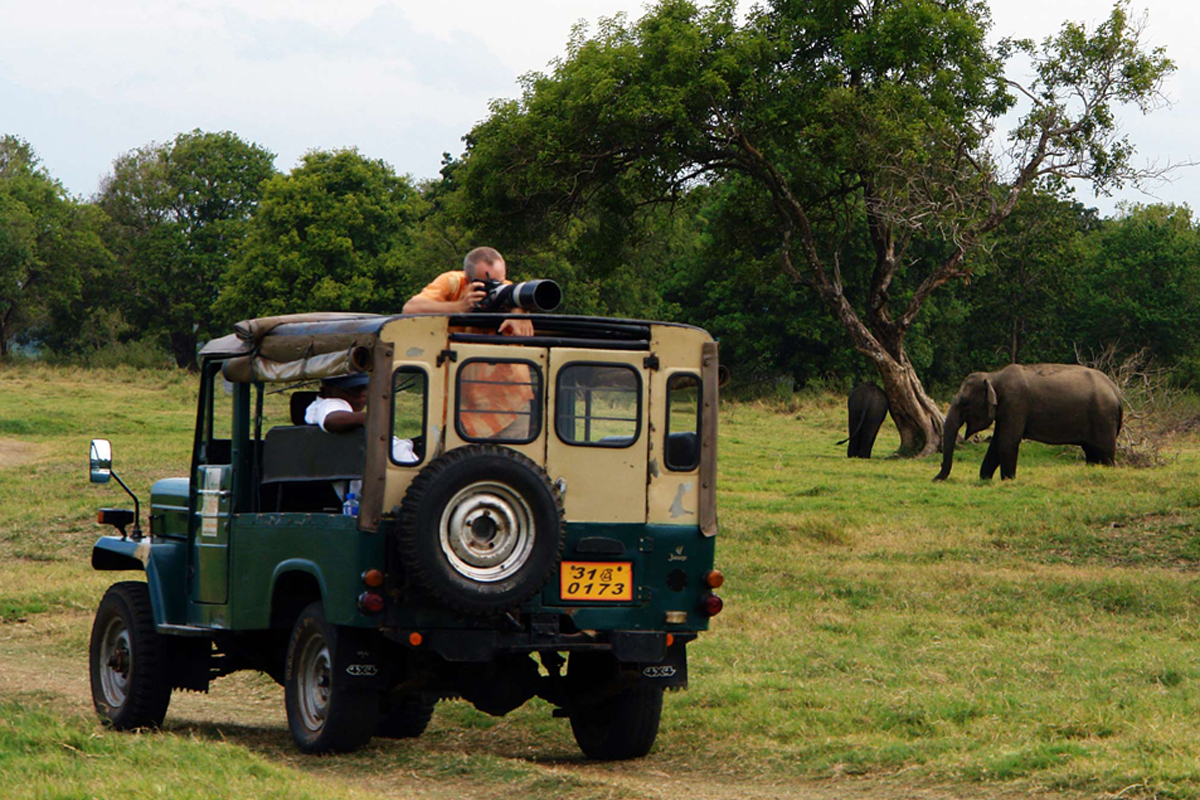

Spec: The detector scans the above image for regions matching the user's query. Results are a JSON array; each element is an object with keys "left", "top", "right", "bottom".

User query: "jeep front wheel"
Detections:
[
  {"left": 398, "top": 445, "right": 564, "bottom": 615},
  {"left": 89, "top": 581, "right": 172, "bottom": 730}
]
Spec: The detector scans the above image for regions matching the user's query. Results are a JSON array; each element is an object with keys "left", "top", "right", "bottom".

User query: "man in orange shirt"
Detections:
[
  {"left": 404, "top": 247, "right": 537, "bottom": 440},
  {"left": 402, "top": 247, "right": 534, "bottom": 337}
]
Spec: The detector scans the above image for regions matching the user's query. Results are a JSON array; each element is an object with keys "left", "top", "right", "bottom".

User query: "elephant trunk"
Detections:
[{"left": 933, "top": 405, "right": 962, "bottom": 481}]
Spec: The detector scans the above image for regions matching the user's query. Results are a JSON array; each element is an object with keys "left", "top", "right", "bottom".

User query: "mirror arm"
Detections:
[{"left": 109, "top": 470, "right": 143, "bottom": 539}]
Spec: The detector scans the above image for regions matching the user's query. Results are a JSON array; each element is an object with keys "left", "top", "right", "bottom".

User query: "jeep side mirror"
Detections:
[{"left": 90, "top": 439, "right": 113, "bottom": 484}]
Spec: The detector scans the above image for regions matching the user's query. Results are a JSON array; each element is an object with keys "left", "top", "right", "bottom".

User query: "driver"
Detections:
[{"left": 305, "top": 375, "right": 418, "bottom": 503}]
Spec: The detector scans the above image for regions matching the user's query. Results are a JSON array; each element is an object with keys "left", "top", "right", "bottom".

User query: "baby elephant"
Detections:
[
  {"left": 933, "top": 364, "right": 1122, "bottom": 481},
  {"left": 838, "top": 382, "right": 890, "bottom": 458}
]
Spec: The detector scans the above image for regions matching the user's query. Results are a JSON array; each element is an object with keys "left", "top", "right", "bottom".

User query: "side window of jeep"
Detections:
[
  {"left": 665, "top": 373, "right": 701, "bottom": 471},
  {"left": 391, "top": 368, "right": 428, "bottom": 466},
  {"left": 201, "top": 362, "right": 233, "bottom": 465}
]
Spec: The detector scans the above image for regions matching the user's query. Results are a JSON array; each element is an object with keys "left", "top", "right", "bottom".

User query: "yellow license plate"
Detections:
[{"left": 560, "top": 561, "right": 633, "bottom": 601}]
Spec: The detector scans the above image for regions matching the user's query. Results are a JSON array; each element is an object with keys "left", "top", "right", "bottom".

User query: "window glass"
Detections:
[
  {"left": 200, "top": 363, "right": 234, "bottom": 464},
  {"left": 665, "top": 373, "right": 701, "bottom": 471},
  {"left": 456, "top": 360, "right": 542, "bottom": 444},
  {"left": 210, "top": 372, "right": 234, "bottom": 441},
  {"left": 556, "top": 364, "right": 640, "bottom": 447},
  {"left": 392, "top": 368, "right": 428, "bottom": 465}
]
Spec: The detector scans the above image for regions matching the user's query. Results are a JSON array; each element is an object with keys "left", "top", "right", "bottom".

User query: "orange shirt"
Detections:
[
  {"left": 416, "top": 271, "right": 536, "bottom": 439},
  {"left": 415, "top": 271, "right": 471, "bottom": 305}
]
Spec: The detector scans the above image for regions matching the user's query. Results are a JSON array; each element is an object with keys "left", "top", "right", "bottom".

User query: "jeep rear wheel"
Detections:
[
  {"left": 566, "top": 652, "right": 662, "bottom": 760},
  {"left": 284, "top": 602, "right": 378, "bottom": 753},
  {"left": 376, "top": 691, "right": 436, "bottom": 739},
  {"left": 89, "top": 581, "right": 172, "bottom": 730},
  {"left": 399, "top": 445, "right": 564, "bottom": 615}
]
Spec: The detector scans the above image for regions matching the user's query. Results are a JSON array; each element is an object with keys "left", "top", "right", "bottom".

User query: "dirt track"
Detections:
[
  {"left": 0, "top": 611, "right": 1054, "bottom": 800},
  {"left": 0, "top": 438, "right": 44, "bottom": 469}
]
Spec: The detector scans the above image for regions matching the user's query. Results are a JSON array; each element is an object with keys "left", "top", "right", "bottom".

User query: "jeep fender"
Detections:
[{"left": 91, "top": 536, "right": 172, "bottom": 627}]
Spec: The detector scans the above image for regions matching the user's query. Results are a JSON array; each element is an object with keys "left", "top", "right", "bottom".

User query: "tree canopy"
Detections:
[
  {"left": 458, "top": 0, "right": 1175, "bottom": 453},
  {"left": 0, "top": 136, "right": 113, "bottom": 356},
  {"left": 218, "top": 149, "right": 427, "bottom": 322},
  {"left": 98, "top": 130, "right": 277, "bottom": 369}
]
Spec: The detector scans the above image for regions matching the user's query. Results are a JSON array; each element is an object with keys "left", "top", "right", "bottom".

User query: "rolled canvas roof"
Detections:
[{"left": 201, "top": 313, "right": 386, "bottom": 383}]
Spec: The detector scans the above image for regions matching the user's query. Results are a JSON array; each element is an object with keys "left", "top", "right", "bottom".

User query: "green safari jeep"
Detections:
[{"left": 88, "top": 311, "right": 722, "bottom": 759}]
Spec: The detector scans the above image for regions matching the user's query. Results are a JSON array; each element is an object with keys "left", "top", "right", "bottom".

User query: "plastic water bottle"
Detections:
[{"left": 342, "top": 491, "right": 359, "bottom": 517}]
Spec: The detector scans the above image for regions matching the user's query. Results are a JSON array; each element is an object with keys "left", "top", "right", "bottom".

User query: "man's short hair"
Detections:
[{"left": 463, "top": 246, "right": 504, "bottom": 279}]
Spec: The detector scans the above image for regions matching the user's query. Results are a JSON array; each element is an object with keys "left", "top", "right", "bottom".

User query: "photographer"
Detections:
[
  {"left": 403, "top": 247, "right": 535, "bottom": 439},
  {"left": 402, "top": 246, "right": 534, "bottom": 337}
]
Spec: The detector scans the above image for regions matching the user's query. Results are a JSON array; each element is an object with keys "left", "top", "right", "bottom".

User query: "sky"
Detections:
[{"left": 1, "top": 0, "right": 1196, "bottom": 217}]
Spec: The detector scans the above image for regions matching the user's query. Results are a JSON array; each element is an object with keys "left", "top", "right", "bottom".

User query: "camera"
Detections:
[{"left": 473, "top": 278, "right": 562, "bottom": 313}]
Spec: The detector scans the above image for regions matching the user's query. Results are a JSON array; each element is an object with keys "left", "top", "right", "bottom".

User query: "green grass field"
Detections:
[{"left": 3, "top": 364, "right": 1200, "bottom": 799}]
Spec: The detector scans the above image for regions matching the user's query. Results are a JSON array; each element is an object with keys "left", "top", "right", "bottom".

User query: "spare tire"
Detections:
[{"left": 398, "top": 445, "right": 565, "bottom": 614}]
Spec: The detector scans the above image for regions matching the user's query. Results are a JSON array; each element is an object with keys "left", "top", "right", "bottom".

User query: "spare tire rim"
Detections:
[
  {"left": 296, "top": 632, "right": 332, "bottom": 733},
  {"left": 439, "top": 480, "right": 536, "bottom": 583},
  {"left": 99, "top": 616, "right": 132, "bottom": 708}
]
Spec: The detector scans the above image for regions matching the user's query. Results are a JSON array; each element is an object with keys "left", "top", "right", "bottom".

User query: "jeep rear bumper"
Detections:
[{"left": 383, "top": 626, "right": 696, "bottom": 665}]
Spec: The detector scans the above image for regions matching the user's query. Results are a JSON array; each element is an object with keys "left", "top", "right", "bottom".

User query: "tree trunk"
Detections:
[
  {"left": 873, "top": 350, "right": 944, "bottom": 456},
  {"left": 800, "top": 277, "right": 945, "bottom": 457},
  {"left": 170, "top": 331, "right": 199, "bottom": 372}
]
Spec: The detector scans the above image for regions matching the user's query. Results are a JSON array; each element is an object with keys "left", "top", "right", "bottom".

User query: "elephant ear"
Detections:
[{"left": 985, "top": 379, "right": 998, "bottom": 415}]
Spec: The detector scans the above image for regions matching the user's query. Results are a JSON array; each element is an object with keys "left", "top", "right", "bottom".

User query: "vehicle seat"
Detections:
[{"left": 261, "top": 426, "right": 365, "bottom": 512}]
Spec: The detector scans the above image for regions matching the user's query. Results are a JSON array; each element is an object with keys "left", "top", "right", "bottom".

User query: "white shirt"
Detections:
[
  {"left": 304, "top": 396, "right": 360, "bottom": 502},
  {"left": 305, "top": 396, "right": 354, "bottom": 432},
  {"left": 303, "top": 395, "right": 419, "bottom": 488}
]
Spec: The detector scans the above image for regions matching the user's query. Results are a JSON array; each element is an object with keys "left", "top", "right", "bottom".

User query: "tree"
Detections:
[
  {"left": 960, "top": 192, "right": 1096, "bottom": 367},
  {"left": 218, "top": 149, "right": 427, "bottom": 320},
  {"left": 98, "top": 130, "right": 277, "bottom": 369},
  {"left": 1073, "top": 204, "right": 1200, "bottom": 374},
  {"left": 0, "top": 136, "right": 112, "bottom": 356},
  {"left": 459, "top": 0, "right": 1174, "bottom": 454}
]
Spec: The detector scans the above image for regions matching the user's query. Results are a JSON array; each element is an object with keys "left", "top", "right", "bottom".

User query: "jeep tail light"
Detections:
[
  {"left": 408, "top": 632, "right": 423, "bottom": 647},
  {"left": 362, "top": 569, "right": 384, "bottom": 588},
  {"left": 705, "top": 570, "right": 724, "bottom": 589},
  {"left": 666, "top": 634, "right": 675, "bottom": 647},
  {"left": 700, "top": 594, "right": 723, "bottom": 617},
  {"left": 357, "top": 592, "right": 384, "bottom": 614}
]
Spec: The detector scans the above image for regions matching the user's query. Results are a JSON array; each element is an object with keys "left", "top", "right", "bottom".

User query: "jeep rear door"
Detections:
[{"left": 545, "top": 350, "right": 648, "bottom": 523}]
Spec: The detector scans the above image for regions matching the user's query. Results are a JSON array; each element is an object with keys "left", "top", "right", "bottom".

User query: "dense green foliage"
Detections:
[
  {"left": 0, "top": 136, "right": 113, "bottom": 357},
  {"left": 218, "top": 149, "right": 428, "bottom": 321},
  {"left": 1, "top": 1, "right": 1196, "bottom": 396},
  {"left": 97, "top": 130, "right": 278, "bottom": 369}
]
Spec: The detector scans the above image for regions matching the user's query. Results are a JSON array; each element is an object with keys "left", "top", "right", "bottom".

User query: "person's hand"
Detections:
[
  {"left": 457, "top": 281, "right": 489, "bottom": 313},
  {"left": 499, "top": 317, "right": 535, "bottom": 337}
]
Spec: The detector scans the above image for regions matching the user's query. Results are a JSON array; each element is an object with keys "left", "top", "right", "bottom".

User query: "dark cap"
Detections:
[{"left": 322, "top": 373, "right": 370, "bottom": 389}]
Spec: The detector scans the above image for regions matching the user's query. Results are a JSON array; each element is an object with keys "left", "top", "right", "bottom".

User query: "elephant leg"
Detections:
[
  {"left": 846, "top": 413, "right": 862, "bottom": 458},
  {"left": 979, "top": 440, "right": 1001, "bottom": 480},
  {"left": 1082, "top": 444, "right": 1101, "bottom": 465},
  {"left": 999, "top": 440, "right": 1020, "bottom": 480},
  {"left": 860, "top": 419, "right": 882, "bottom": 459},
  {"left": 1096, "top": 428, "right": 1118, "bottom": 466}
]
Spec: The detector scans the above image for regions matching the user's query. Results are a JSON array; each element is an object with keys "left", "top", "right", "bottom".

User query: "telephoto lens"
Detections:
[
  {"left": 508, "top": 279, "right": 562, "bottom": 312},
  {"left": 475, "top": 279, "right": 562, "bottom": 313}
]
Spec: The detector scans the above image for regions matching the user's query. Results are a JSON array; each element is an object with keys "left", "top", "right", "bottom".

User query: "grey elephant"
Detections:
[
  {"left": 933, "top": 364, "right": 1122, "bottom": 481},
  {"left": 837, "top": 382, "right": 890, "bottom": 458}
]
